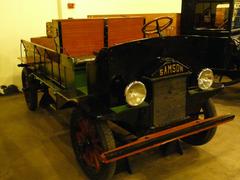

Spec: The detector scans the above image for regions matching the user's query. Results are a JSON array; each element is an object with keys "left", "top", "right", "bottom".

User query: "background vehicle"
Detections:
[
  {"left": 144, "top": 0, "right": 240, "bottom": 86},
  {"left": 18, "top": 16, "right": 234, "bottom": 180}
]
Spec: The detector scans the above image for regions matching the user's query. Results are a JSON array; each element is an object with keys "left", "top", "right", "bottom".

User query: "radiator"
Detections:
[{"left": 152, "top": 76, "right": 187, "bottom": 127}]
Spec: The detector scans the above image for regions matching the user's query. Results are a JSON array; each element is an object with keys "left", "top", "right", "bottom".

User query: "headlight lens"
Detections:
[
  {"left": 125, "top": 81, "right": 147, "bottom": 106},
  {"left": 198, "top": 68, "right": 214, "bottom": 90}
]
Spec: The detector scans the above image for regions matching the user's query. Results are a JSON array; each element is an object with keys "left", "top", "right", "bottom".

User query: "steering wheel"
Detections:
[{"left": 142, "top": 17, "right": 173, "bottom": 37}]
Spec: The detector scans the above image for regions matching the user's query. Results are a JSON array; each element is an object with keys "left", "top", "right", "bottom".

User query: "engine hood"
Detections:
[
  {"left": 91, "top": 38, "right": 192, "bottom": 106},
  {"left": 103, "top": 38, "right": 191, "bottom": 84}
]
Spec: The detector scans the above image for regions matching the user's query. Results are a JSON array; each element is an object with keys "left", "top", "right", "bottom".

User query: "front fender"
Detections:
[
  {"left": 77, "top": 96, "right": 113, "bottom": 120},
  {"left": 186, "top": 86, "right": 223, "bottom": 115}
]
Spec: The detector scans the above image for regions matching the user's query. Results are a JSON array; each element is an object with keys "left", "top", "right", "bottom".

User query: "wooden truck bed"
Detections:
[{"left": 31, "top": 17, "right": 145, "bottom": 57}]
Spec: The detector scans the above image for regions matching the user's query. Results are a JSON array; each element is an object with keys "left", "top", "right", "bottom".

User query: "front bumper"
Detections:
[{"left": 100, "top": 114, "right": 234, "bottom": 163}]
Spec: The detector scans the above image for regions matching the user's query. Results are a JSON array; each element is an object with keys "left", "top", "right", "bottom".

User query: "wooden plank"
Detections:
[
  {"left": 21, "top": 40, "right": 60, "bottom": 64},
  {"left": 31, "top": 37, "right": 56, "bottom": 50},
  {"left": 107, "top": 17, "right": 145, "bottom": 47},
  {"left": 60, "top": 19, "right": 105, "bottom": 57},
  {"left": 21, "top": 40, "right": 39, "bottom": 63}
]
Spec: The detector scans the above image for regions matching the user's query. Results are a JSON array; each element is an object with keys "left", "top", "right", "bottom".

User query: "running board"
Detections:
[{"left": 100, "top": 114, "right": 234, "bottom": 163}]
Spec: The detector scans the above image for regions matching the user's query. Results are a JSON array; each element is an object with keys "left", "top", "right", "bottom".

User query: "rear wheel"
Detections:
[
  {"left": 21, "top": 68, "right": 38, "bottom": 111},
  {"left": 70, "top": 110, "right": 116, "bottom": 180},
  {"left": 181, "top": 99, "right": 217, "bottom": 146}
]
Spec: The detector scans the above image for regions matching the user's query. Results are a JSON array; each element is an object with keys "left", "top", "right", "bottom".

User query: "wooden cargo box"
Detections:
[
  {"left": 30, "top": 17, "right": 145, "bottom": 57},
  {"left": 88, "top": 13, "right": 181, "bottom": 36}
]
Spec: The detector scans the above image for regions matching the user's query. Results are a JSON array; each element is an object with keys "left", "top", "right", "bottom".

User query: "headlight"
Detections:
[
  {"left": 125, "top": 81, "right": 147, "bottom": 106},
  {"left": 198, "top": 68, "right": 214, "bottom": 90}
]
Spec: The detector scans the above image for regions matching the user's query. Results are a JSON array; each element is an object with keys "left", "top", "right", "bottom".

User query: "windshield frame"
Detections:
[{"left": 193, "top": 1, "right": 233, "bottom": 31}]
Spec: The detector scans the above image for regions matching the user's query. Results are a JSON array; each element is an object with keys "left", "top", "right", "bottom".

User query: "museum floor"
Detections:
[{"left": 0, "top": 85, "right": 240, "bottom": 180}]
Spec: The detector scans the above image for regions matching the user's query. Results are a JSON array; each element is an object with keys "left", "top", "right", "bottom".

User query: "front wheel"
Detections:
[
  {"left": 181, "top": 99, "right": 217, "bottom": 146},
  {"left": 70, "top": 109, "right": 116, "bottom": 180}
]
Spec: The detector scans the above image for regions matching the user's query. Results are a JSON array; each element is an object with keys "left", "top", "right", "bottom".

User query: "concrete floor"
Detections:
[{"left": 0, "top": 86, "right": 240, "bottom": 180}]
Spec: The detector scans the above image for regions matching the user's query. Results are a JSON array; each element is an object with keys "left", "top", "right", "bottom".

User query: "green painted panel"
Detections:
[
  {"left": 74, "top": 64, "right": 88, "bottom": 95},
  {"left": 111, "top": 102, "right": 149, "bottom": 114},
  {"left": 77, "top": 86, "right": 88, "bottom": 95}
]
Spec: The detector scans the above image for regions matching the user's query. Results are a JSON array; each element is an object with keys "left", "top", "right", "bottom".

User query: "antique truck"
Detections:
[{"left": 18, "top": 5, "right": 235, "bottom": 180}]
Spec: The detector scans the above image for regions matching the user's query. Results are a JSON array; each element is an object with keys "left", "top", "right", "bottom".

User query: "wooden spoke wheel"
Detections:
[
  {"left": 181, "top": 99, "right": 217, "bottom": 146},
  {"left": 21, "top": 67, "right": 38, "bottom": 111},
  {"left": 70, "top": 110, "right": 116, "bottom": 180}
]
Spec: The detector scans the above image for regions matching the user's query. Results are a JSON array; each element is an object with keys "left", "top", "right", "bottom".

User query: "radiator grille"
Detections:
[{"left": 153, "top": 76, "right": 186, "bottom": 127}]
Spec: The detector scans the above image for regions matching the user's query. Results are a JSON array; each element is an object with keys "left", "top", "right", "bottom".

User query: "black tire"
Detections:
[
  {"left": 70, "top": 109, "right": 116, "bottom": 180},
  {"left": 21, "top": 67, "right": 38, "bottom": 111},
  {"left": 181, "top": 99, "right": 217, "bottom": 146}
]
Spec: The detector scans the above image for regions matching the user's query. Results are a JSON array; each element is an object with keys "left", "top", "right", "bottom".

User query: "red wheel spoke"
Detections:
[
  {"left": 79, "top": 120, "right": 89, "bottom": 135},
  {"left": 91, "top": 138, "right": 101, "bottom": 146},
  {"left": 83, "top": 149, "right": 101, "bottom": 170},
  {"left": 92, "top": 153, "right": 101, "bottom": 171},
  {"left": 85, "top": 120, "right": 97, "bottom": 136},
  {"left": 93, "top": 144, "right": 103, "bottom": 154},
  {"left": 74, "top": 118, "right": 111, "bottom": 172},
  {"left": 83, "top": 151, "right": 94, "bottom": 167},
  {"left": 76, "top": 132, "right": 84, "bottom": 143}
]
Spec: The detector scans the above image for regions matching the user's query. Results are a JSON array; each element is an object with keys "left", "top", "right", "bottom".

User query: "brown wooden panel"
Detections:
[
  {"left": 88, "top": 13, "right": 181, "bottom": 36},
  {"left": 31, "top": 37, "right": 56, "bottom": 50},
  {"left": 21, "top": 40, "right": 59, "bottom": 64},
  {"left": 107, "top": 17, "right": 144, "bottom": 47},
  {"left": 60, "top": 19, "right": 104, "bottom": 57}
]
